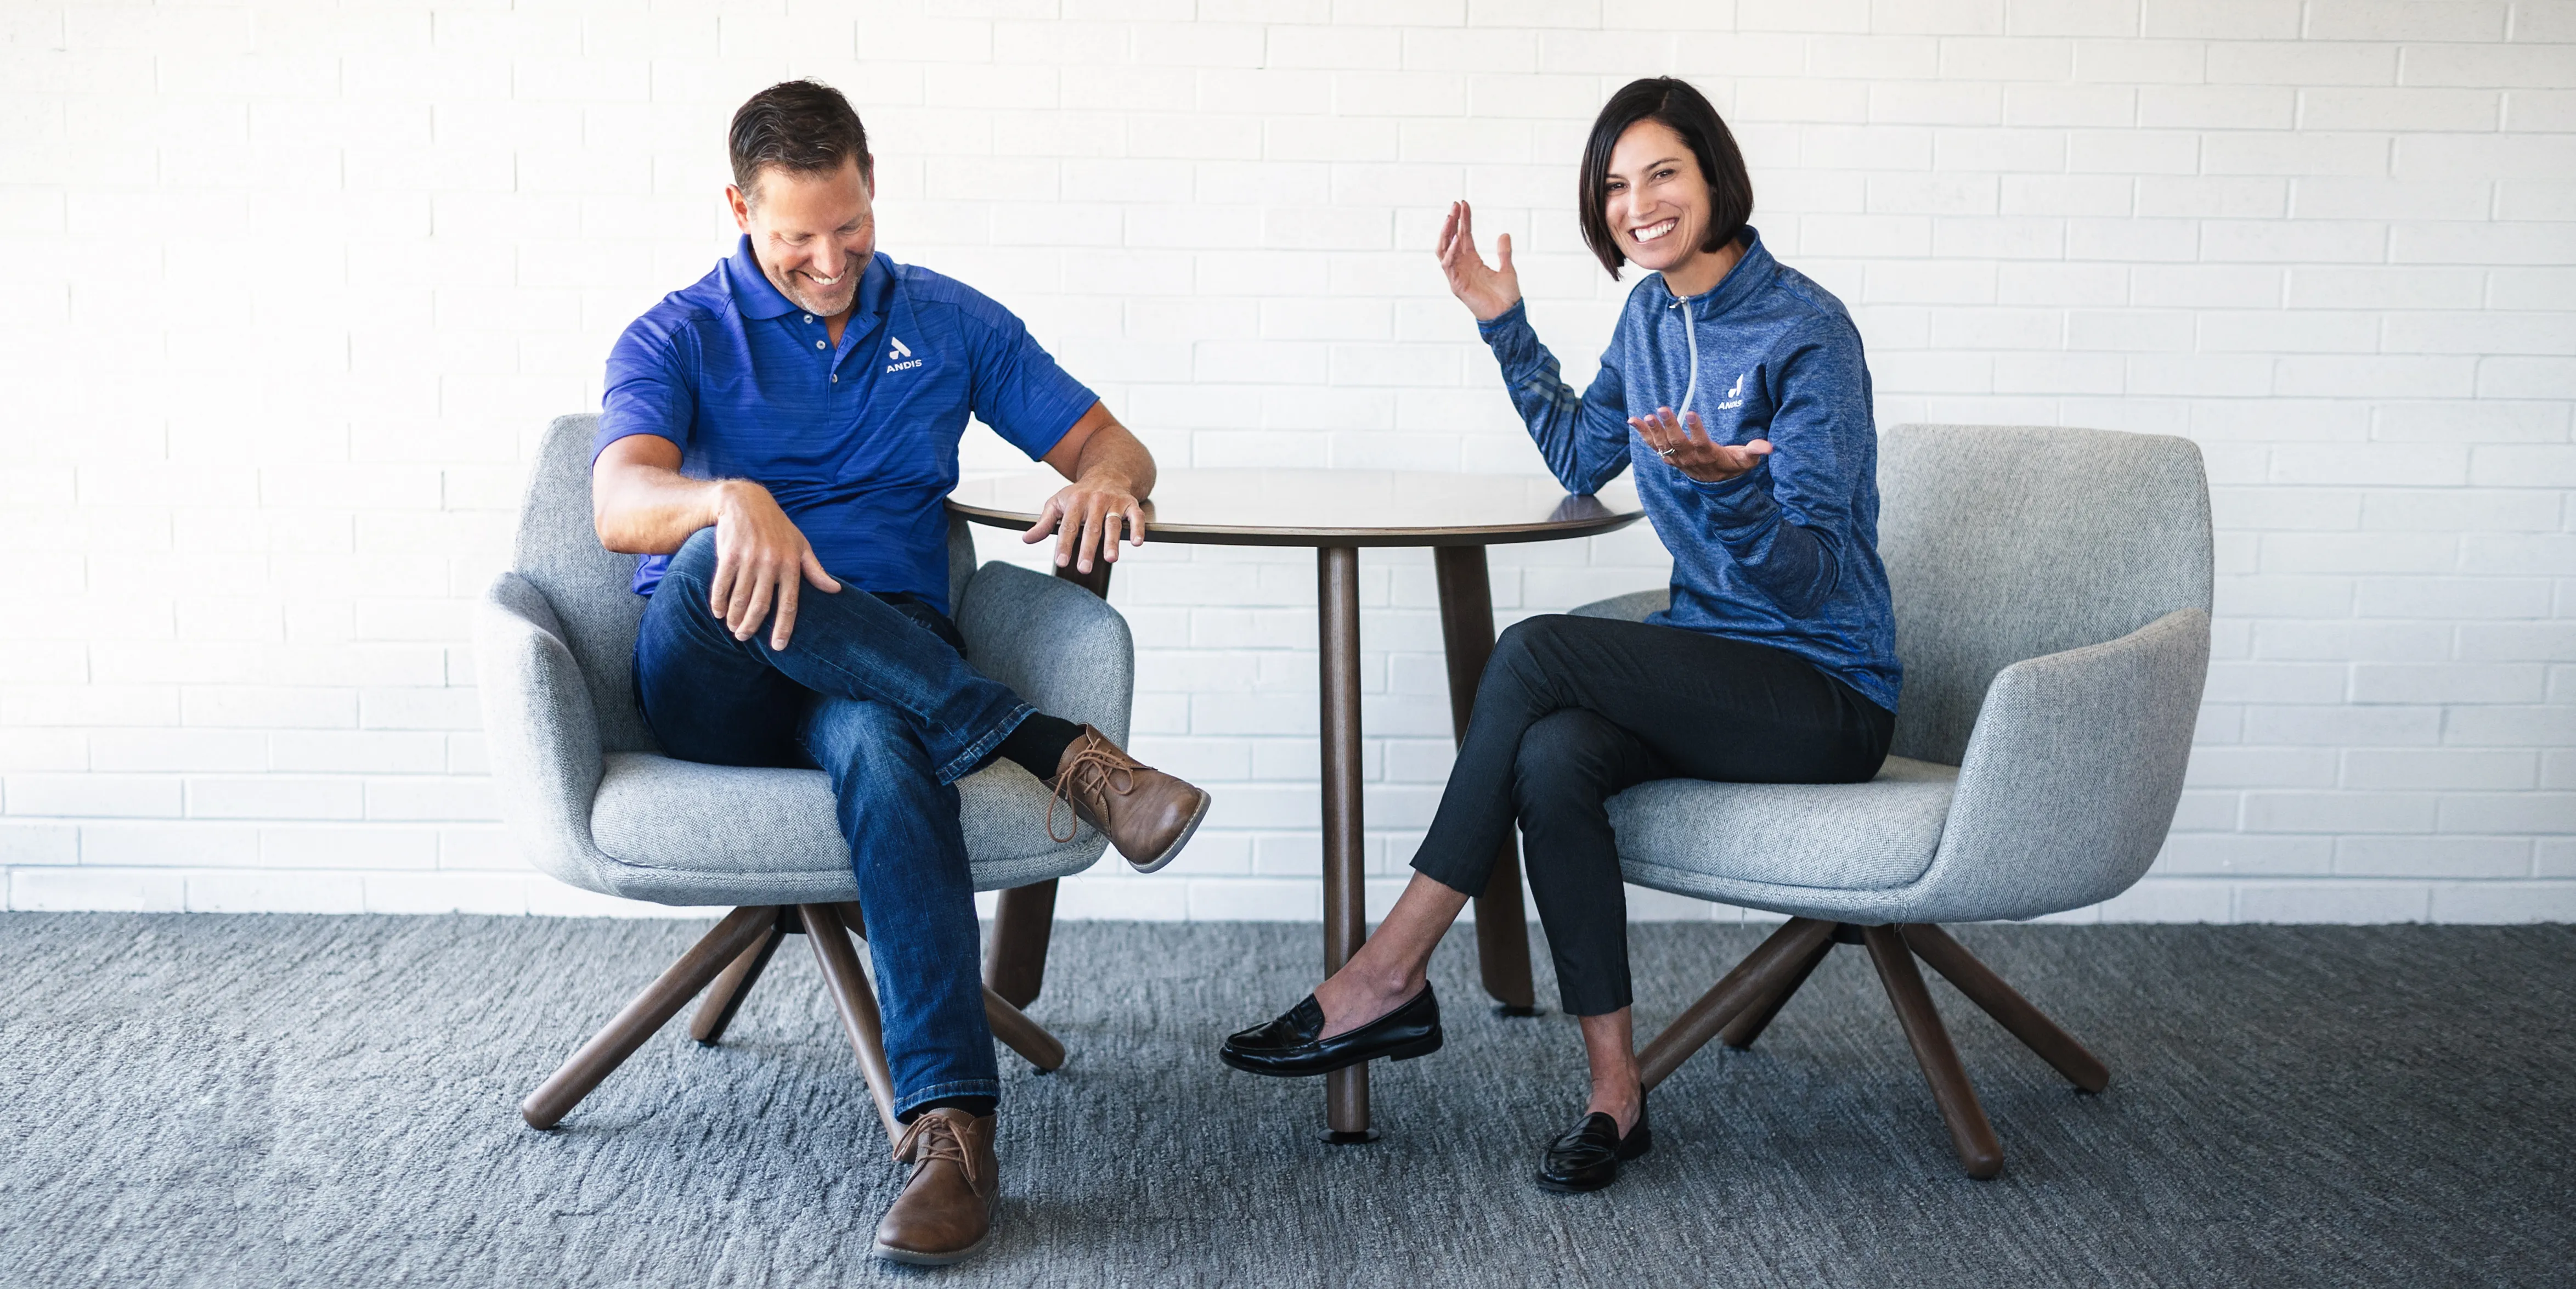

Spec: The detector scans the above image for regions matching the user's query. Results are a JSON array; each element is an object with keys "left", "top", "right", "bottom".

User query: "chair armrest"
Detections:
[
  {"left": 1908, "top": 607, "right": 2212, "bottom": 921},
  {"left": 954, "top": 562, "right": 1136, "bottom": 746},
  {"left": 474, "top": 572, "right": 617, "bottom": 896},
  {"left": 1569, "top": 588, "right": 1669, "bottom": 623}
]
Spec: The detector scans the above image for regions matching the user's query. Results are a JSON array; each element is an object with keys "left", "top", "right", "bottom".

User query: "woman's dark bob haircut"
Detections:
[{"left": 1577, "top": 77, "right": 1754, "bottom": 280}]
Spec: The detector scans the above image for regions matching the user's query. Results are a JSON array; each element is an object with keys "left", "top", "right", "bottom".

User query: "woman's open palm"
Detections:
[{"left": 1436, "top": 200, "right": 1521, "bottom": 322}]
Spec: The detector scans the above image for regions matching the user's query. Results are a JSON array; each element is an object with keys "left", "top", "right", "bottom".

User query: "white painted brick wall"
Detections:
[{"left": 4, "top": 1, "right": 2571, "bottom": 924}]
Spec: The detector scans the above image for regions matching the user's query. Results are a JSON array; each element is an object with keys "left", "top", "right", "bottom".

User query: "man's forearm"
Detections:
[
  {"left": 1075, "top": 422, "right": 1156, "bottom": 500},
  {"left": 596, "top": 466, "right": 743, "bottom": 555}
]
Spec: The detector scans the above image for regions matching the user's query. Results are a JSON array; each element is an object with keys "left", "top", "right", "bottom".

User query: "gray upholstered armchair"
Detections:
[
  {"left": 476, "top": 414, "right": 1131, "bottom": 1143},
  {"left": 1574, "top": 423, "right": 2212, "bottom": 1179}
]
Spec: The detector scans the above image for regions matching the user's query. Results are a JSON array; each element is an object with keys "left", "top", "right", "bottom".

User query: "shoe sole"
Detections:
[
  {"left": 1534, "top": 1170, "right": 1614, "bottom": 1195},
  {"left": 1126, "top": 789, "right": 1212, "bottom": 875},
  {"left": 872, "top": 1229, "right": 991, "bottom": 1267},
  {"left": 1217, "top": 1030, "right": 1442, "bottom": 1078}
]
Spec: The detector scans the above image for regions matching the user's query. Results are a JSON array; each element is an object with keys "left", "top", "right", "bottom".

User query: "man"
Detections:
[{"left": 591, "top": 80, "right": 1210, "bottom": 1266}]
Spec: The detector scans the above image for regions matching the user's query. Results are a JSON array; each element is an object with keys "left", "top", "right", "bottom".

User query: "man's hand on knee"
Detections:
[{"left": 709, "top": 479, "right": 841, "bottom": 650}]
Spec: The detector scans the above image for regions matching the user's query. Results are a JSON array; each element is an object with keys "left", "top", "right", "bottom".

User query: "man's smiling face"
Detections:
[{"left": 728, "top": 156, "right": 875, "bottom": 320}]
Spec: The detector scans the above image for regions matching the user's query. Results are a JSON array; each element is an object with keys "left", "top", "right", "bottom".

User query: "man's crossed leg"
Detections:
[{"left": 634, "top": 528, "right": 1207, "bottom": 1263}]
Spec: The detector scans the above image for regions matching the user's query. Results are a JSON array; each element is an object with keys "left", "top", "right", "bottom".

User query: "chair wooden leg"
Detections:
[
  {"left": 799, "top": 902, "right": 903, "bottom": 1147},
  {"left": 690, "top": 913, "right": 786, "bottom": 1045},
  {"left": 984, "top": 986, "right": 1068, "bottom": 1072},
  {"left": 521, "top": 905, "right": 776, "bottom": 1130},
  {"left": 843, "top": 894, "right": 1070, "bottom": 1075},
  {"left": 1861, "top": 925, "right": 2003, "bottom": 1179},
  {"left": 1900, "top": 924, "right": 2110, "bottom": 1094},
  {"left": 984, "top": 879, "right": 1058, "bottom": 1010},
  {"left": 1639, "top": 917, "right": 1837, "bottom": 1089},
  {"left": 1721, "top": 932, "right": 1835, "bottom": 1051}
]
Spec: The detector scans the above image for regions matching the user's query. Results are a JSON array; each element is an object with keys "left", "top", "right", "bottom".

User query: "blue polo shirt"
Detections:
[{"left": 594, "top": 238, "right": 1098, "bottom": 611}]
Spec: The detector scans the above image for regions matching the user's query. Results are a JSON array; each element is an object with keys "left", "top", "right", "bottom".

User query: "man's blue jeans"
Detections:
[{"left": 633, "top": 528, "right": 1032, "bottom": 1118}]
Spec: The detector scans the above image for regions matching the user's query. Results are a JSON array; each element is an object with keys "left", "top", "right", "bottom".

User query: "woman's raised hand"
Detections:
[{"left": 1436, "top": 200, "right": 1521, "bottom": 323}]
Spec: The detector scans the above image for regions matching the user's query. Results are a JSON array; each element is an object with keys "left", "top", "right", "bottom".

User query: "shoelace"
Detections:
[
  {"left": 894, "top": 1113, "right": 981, "bottom": 1187},
  {"left": 1045, "top": 736, "right": 1136, "bottom": 845}
]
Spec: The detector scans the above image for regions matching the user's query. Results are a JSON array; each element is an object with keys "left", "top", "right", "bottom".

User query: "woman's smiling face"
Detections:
[{"left": 1601, "top": 119, "right": 1710, "bottom": 276}]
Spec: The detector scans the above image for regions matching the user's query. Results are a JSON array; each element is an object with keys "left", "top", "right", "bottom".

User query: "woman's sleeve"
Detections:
[
  {"left": 1686, "top": 317, "right": 1869, "bottom": 620},
  {"left": 1477, "top": 301, "right": 1633, "bottom": 495}
]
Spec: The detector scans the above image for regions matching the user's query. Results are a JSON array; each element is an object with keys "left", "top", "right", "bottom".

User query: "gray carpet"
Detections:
[{"left": 2, "top": 915, "right": 2571, "bottom": 1287}]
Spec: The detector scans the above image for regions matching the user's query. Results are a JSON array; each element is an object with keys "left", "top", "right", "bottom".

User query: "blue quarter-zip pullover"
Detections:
[{"left": 1477, "top": 228, "right": 1902, "bottom": 712}]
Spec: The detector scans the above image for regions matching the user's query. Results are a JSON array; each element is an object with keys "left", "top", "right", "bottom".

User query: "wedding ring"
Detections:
[{"left": 1657, "top": 448, "right": 1677, "bottom": 458}]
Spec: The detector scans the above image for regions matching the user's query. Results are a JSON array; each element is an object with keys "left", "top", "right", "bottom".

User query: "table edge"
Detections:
[{"left": 945, "top": 499, "right": 1645, "bottom": 548}]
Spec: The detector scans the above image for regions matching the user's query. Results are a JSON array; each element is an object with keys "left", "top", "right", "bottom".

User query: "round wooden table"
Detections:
[{"left": 951, "top": 468, "right": 1647, "bottom": 1142}]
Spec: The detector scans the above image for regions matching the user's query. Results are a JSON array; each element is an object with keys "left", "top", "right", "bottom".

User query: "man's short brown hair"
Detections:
[{"left": 728, "top": 80, "right": 871, "bottom": 201}]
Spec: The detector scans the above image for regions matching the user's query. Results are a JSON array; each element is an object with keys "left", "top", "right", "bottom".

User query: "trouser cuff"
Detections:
[
  {"left": 935, "top": 703, "right": 1033, "bottom": 785},
  {"left": 894, "top": 1078, "right": 1003, "bottom": 1120},
  {"left": 1409, "top": 850, "right": 1493, "bottom": 901}
]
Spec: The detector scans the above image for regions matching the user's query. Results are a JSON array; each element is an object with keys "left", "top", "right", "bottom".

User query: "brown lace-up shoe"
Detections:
[
  {"left": 872, "top": 1109, "right": 999, "bottom": 1267},
  {"left": 1044, "top": 724, "right": 1211, "bottom": 874}
]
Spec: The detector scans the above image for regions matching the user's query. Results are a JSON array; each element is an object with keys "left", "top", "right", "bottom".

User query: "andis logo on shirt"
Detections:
[
  {"left": 1717, "top": 373, "right": 1745, "bottom": 410},
  {"left": 885, "top": 336, "right": 922, "bottom": 374}
]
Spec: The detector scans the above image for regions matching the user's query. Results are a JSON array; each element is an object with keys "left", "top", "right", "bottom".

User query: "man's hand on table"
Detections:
[
  {"left": 1029, "top": 402, "right": 1156, "bottom": 576},
  {"left": 1025, "top": 472, "right": 1146, "bottom": 576},
  {"left": 709, "top": 479, "right": 840, "bottom": 651}
]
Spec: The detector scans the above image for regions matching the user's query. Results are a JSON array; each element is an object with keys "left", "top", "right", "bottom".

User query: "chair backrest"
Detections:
[
  {"left": 1878, "top": 424, "right": 2212, "bottom": 766},
  {"left": 514, "top": 416, "right": 657, "bottom": 753},
  {"left": 510, "top": 414, "right": 982, "bottom": 755}
]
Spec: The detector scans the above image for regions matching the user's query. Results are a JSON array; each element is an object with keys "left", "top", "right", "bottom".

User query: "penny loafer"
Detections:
[
  {"left": 1536, "top": 1097, "right": 1651, "bottom": 1194},
  {"left": 1218, "top": 986, "right": 1442, "bottom": 1078}
]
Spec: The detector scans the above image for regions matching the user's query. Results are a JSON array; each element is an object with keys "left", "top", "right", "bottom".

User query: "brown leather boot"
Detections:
[
  {"left": 872, "top": 1109, "right": 998, "bottom": 1266},
  {"left": 1044, "top": 724, "right": 1211, "bottom": 874}
]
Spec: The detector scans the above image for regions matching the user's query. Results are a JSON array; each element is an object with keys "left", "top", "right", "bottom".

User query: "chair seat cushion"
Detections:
[
  {"left": 1609, "top": 756, "right": 1959, "bottom": 897},
  {"left": 587, "top": 752, "right": 1105, "bottom": 903}
]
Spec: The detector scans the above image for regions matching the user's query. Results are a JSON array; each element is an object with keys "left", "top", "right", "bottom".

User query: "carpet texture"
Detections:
[{"left": 2, "top": 914, "right": 2569, "bottom": 1287}]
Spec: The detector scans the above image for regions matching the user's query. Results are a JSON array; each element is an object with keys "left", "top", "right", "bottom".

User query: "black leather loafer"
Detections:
[
  {"left": 1536, "top": 1097, "right": 1651, "bottom": 1194},
  {"left": 1218, "top": 986, "right": 1442, "bottom": 1078}
]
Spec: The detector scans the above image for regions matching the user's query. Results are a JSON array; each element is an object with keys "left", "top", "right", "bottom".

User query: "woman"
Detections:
[{"left": 1219, "top": 77, "right": 1902, "bottom": 1194}]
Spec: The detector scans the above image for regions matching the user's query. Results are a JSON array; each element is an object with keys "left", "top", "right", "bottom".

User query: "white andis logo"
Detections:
[
  {"left": 1717, "top": 373, "right": 1744, "bottom": 410},
  {"left": 885, "top": 336, "right": 922, "bottom": 374}
]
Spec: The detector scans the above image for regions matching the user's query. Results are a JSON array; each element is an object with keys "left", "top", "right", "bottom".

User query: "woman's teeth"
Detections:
[{"left": 1632, "top": 218, "right": 1676, "bottom": 243}]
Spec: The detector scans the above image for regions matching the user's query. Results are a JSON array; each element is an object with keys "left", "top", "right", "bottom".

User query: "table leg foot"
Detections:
[{"left": 1320, "top": 1129, "right": 1382, "bottom": 1145}]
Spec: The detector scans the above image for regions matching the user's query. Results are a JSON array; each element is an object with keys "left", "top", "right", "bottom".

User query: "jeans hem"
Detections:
[
  {"left": 937, "top": 703, "right": 1034, "bottom": 785},
  {"left": 895, "top": 1079, "right": 1004, "bottom": 1119}
]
